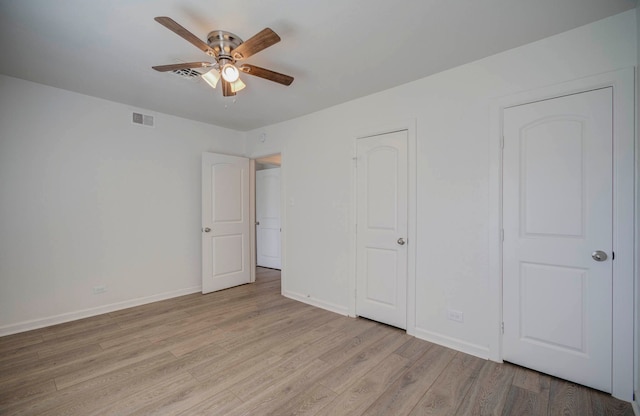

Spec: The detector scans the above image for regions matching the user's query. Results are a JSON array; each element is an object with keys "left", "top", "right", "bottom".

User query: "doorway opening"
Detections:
[{"left": 254, "top": 154, "right": 282, "bottom": 272}]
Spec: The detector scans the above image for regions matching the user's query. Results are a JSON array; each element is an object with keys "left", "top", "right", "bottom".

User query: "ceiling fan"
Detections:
[{"left": 152, "top": 17, "right": 294, "bottom": 96}]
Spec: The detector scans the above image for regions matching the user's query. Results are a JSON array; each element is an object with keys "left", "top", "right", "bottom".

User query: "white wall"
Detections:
[
  {"left": 245, "top": 10, "right": 636, "bottom": 360},
  {"left": 0, "top": 75, "right": 244, "bottom": 334}
]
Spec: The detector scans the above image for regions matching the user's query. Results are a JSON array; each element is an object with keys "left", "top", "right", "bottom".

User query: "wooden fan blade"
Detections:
[
  {"left": 231, "top": 28, "right": 280, "bottom": 60},
  {"left": 154, "top": 16, "right": 217, "bottom": 57},
  {"left": 152, "top": 62, "right": 212, "bottom": 72},
  {"left": 239, "top": 64, "right": 294, "bottom": 86},
  {"left": 221, "top": 80, "right": 236, "bottom": 97}
]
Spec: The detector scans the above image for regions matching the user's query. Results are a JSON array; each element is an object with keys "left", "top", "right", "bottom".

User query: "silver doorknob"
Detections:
[
  {"left": 397, "top": 238, "right": 406, "bottom": 246},
  {"left": 203, "top": 227, "right": 211, "bottom": 233},
  {"left": 591, "top": 250, "right": 607, "bottom": 262}
]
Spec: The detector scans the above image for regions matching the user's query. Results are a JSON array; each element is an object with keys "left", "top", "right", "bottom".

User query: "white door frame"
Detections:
[
  {"left": 349, "top": 119, "right": 417, "bottom": 335},
  {"left": 489, "top": 68, "right": 635, "bottom": 401}
]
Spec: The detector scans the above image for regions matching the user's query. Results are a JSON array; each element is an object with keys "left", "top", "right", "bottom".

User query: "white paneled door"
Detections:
[
  {"left": 256, "top": 168, "right": 281, "bottom": 269},
  {"left": 356, "top": 130, "right": 408, "bottom": 329},
  {"left": 202, "top": 153, "right": 251, "bottom": 294},
  {"left": 502, "top": 88, "right": 613, "bottom": 392}
]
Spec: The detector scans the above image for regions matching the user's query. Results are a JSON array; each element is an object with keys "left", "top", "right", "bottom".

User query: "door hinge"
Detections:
[
  {"left": 501, "top": 322, "right": 504, "bottom": 334},
  {"left": 612, "top": 251, "right": 615, "bottom": 260}
]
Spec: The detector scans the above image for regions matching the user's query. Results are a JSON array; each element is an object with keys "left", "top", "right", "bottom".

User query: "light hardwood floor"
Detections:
[{"left": 0, "top": 267, "right": 633, "bottom": 415}]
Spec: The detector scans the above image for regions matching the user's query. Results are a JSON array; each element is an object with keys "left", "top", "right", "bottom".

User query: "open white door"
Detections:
[
  {"left": 202, "top": 152, "right": 251, "bottom": 294},
  {"left": 502, "top": 88, "right": 613, "bottom": 392},
  {"left": 256, "top": 168, "right": 281, "bottom": 269}
]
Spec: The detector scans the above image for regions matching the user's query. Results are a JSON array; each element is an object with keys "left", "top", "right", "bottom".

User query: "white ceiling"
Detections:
[{"left": 0, "top": 0, "right": 634, "bottom": 131}]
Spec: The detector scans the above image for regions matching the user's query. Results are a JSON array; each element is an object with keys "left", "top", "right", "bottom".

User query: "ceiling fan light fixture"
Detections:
[
  {"left": 221, "top": 63, "right": 240, "bottom": 82},
  {"left": 201, "top": 69, "right": 220, "bottom": 89},
  {"left": 230, "top": 78, "right": 246, "bottom": 93},
  {"left": 153, "top": 18, "right": 294, "bottom": 96}
]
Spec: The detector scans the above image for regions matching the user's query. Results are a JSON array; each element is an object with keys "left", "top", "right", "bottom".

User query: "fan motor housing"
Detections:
[{"left": 207, "top": 30, "right": 243, "bottom": 58}]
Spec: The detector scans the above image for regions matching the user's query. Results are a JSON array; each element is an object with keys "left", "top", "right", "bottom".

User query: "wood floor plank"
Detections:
[
  {"left": 224, "top": 358, "right": 334, "bottom": 416},
  {"left": 408, "top": 352, "right": 485, "bottom": 416},
  {"left": 501, "top": 385, "right": 549, "bottom": 416},
  {"left": 317, "top": 324, "right": 391, "bottom": 365},
  {"left": 0, "top": 343, "right": 104, "bottom": 396},
  {"left": 165, "top": 326, "right": 224, "bottom": 358},
  {"left": 547, "top": 378, "right": 595, "bottom": 416},
  {"left": 46, "top": 352, "right": 185, "bottom": 416},
  {"left": 265, "top": 316, "right": 354, "bottom": 356},
  {"left": 318, "top": 331, "right": 410, "bottom": 394},
  {"left": 500, "top": 365, "right": 551, "bottom": 416},
  {"left": 0, "top": 331, "right": 43, "bottom": 354},
  {"left": 97, "top": 311, "right": 218, "bottom": 350},
  {"left": 188, "top": 343, "right": 282, "bottom": 387},
  {"left": 214, "top": 303, "right": 325, "bottom": 351},
  {"left": 227, "top": 321, "right": 372, "bottom": 402},
  {"left": 511, "top": 364, "right": 551, "bottom": 394},
  {"left": 269, "top": 383, "right": 337, "bottom": 416},
  {"left": 453, "top": 360, "right": 515, "bottom": 416},
  {"left": 0, "top": 338, "right": 148, "bottom": 392},
  {"left": 0, "top": 351, "right": 40, "bottom": 373},
  {"left": 130, "top": 375, "right": 245, "bottom": 416},
  {"left": 53, "top": 338, "right": 161, "bottom": 390},
  {"left": 176, "top": 389, "right": 244, "bottom": 416},
  {"left": 213, "top": 309, "right": 337, "bottom": 363},
  {"left": 315, "top": 352, "right": 412, "bottom": 416},
  {"left": 35, "top": 322, "right": 132, "bottom": 358},
  {"left": 4, "top": 351, "right": 179, "bottom": 416},
  {"left": 1, "top": 343, "right": 102, "bottom": 382},
  {"left": 361, "top": 343, "right": 456, "bottom": 415},
  {"left": 115, "top": 309, "right": 192, "bottom": 331},
  {"left": 0, "top": 346, "right": 42, "bottom": 366},
  {"left": 590, "top": 390, "right": 636, "bottom": 416},
  {"left": 0, "top": 268, "right": 634, "bottom": 416},
  {"left": 87, "top": 371, "right": 196, "bottom": 416},
  {"left": 229, "top": 345, "right": 326, "bottom": 401},
  {"left": 394, "top": 336, "right": 436, "bottom": 363},
  {"left": 0, "top": 379, "right": 57, "bottom": 412},
  {"left": 143, "top": 308, "right": 241, "bottom": 343}
]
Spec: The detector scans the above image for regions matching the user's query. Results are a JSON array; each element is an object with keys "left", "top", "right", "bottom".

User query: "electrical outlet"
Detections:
[
  {"left": 447, "top": 309, "right": 464, "bottom": 323},
  {"left": 93, "top": 285, "right": 107, "bottom": 295}
]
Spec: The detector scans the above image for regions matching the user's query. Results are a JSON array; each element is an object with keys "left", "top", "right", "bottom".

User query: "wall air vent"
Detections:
[
  {"left": 132, "top": 112, "right": 154, "bottom": 127},
  {"left": 171, "top": 68, "right": 202, "bottom": 79}
]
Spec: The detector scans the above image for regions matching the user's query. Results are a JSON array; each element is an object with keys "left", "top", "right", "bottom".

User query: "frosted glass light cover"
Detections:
[
  {"left": 230, "top": 78, "right": 246, "bottom": 93},
  {"left": 201, "top": 69, "right": 220, "bottom": 89},
  {"left": 221, "top": 64, "right": 240, "bottom": 82}
]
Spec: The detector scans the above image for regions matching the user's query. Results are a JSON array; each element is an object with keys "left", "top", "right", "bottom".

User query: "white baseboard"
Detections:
[
  {"left": 0, "top": 286, "right": 201, "bottom": 337},
  {"left": 412, "top": 327, "right": 491, "bottom": 360},
  {"left": 282, "top": 290, "right": 349, "bottom": 317}
]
